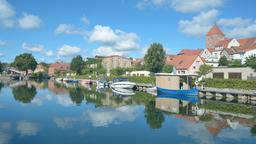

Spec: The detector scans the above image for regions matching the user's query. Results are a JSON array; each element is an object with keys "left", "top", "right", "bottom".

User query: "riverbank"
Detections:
[{"left": 201, "top": 78, "right": 256, "bottom": 90}]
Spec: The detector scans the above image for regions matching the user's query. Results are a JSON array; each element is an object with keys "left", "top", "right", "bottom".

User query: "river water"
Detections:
[{"left": 0, "top": 80, "right": 255, "bottom": 144}]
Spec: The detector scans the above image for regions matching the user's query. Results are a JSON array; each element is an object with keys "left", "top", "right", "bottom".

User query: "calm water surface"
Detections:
[{"left": 0, "top": 81, "right": 256, "bottom": 144}]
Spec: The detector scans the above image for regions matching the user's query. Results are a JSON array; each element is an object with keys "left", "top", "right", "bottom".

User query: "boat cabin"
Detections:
[{"left": 155, "top": 73, "right": 197, "bottom": 90}]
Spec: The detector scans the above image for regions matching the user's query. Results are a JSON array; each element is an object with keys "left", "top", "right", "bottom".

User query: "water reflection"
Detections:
[
  {"left": 0, "top": 80, "right": 255, "bottom": 143},
  {"left": 12, "top": 82, "right": 37, "bottom": 104},
  {"left": 69, "top": 87, "right": 84, "bottom": 106},
  {"left": 144, "top": 100, "right": 164, "bottom": 129}
]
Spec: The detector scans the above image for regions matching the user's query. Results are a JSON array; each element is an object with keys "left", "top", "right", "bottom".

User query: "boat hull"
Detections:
[
  {"left": 157, "top": 87, "right": 199, "bottom": 96},
  {"left": 111, "top": 88, "right": 135, "bottom": 96},
  {"left": 111, "top": 82, "right": 136, "bottom": 89}
]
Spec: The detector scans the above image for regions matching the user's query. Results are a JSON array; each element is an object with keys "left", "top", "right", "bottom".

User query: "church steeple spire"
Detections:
[{"left": 206, "top": 24, "right": 225, "bottom": 36}]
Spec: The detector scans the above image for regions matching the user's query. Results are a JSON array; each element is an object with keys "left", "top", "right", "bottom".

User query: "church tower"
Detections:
[{"left": 206, "top": 25, "right": 225, "bottom": 49}]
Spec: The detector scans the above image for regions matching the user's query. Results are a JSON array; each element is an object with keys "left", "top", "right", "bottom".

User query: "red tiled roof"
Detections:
[
  {"left": 207, "top": 48, "right": 215, "bottom": 53},
  {"left": 236, "top": 37, "right": 256, "bottom": 53},
  {"left": 215, "top": 38, "right": 231, "bottom": 48},
  {"left": 207, "top": 25, "right": 225, "bottom": 36},
  {"left": 178, "top": 49, "right": 203, "bottom": 56},
  {"left": 166, "top": 55, "right": 201, "bottom": 70},
  {"left": 221, "top": 37, "right": 256, "bottom": 54}
]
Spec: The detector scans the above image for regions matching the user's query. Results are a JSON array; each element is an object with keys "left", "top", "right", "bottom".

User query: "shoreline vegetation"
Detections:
[{"left": 201, "top": 78, "right": 256, "bottom": 90}]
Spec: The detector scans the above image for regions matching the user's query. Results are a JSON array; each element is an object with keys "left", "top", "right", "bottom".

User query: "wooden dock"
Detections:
[
  {"left": 135, "top": 83, "right": 154, "bottom": 92},
  {"left": 199, "top": 87, "right": 256, "bottom": 105}
]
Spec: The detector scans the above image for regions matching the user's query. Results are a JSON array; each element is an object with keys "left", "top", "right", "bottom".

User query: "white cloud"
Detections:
[
  {"left": 57, "top": 44, "right": 81, "bottom": 57},
  {"left": 1, "top": 19, "right": 15, "bottom": 27},
  {"left": 89, "top": 25, "right": 140, "bottom": 56},
  {"left": 53, "top": 117, "right": 78, "bottom": 129},
  {"left": 81, "top": 16, "right": 90, "bottom": 26},
  {"left": 0, "top": 40, "right": 7, "bottom": 47},
  {"left": 179, "top": 9, "right": 219, "bottom": 37},
  {"left": 54, "top": 24, "right": 140, "bottom": 56},
  {"left": 136, "top": 0, "right": 224, "bottom": 12},
  {"left": 0, "top": 122, "right": 11, "bottom": 144},
  {"left": 55, "top": 24, "right": 86, "bottom": 35},
  {"left": 217, "top": 17, "right": 256, "bottom": 38},
  {"left": 218, "top": 125, "right": 251, "bottom": 141},
  {"left": 0, "top": 52, "right": 4, "bottom": 57},
  {"left": 178, "top": 122, "right": 214, "bottom": 144},
  {"left": 0, "top": 0, "right": 15, "bottom": 28},
  {"left": 18, "top": 13, "right": 41, "bottom": 29},
  {"left": 45, "top": 50, "right": 53, "bottom": 57},
  {"left": 136, "top": 0, "right": 168, "bottom": 10},
  {"left": 89, "top": 25, "right": 119, "bottom": 43},
  {"left": 93, "top": 46, "right": 125, "bottom": 56},
  {"left": 171, "top": 0, "right": 224, "bottom": 13},
  {"left": 0, "top": 0, "right": 15, "bottom": 19},
  {"left": 16, "top": 121, "right": 39, "bottom": 136},
  {"left": 85, "top": 106, "right": 139, "bottom": 127},
  {"left": 22, "top": 42, "right": 54, "bottom": 57},
  {"left": 218, "top": 17, "right": 253, "bottom": 27},
  {"left": 22, "top": 42, "right": 44, "bottom": 52}
]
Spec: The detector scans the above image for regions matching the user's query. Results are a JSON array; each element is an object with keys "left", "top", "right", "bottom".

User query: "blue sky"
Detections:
[{"left": 0, "top": 0, "right": 255, "bottom": 63}]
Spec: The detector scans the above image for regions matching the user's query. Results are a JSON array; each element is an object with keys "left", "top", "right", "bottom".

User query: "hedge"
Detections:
[{"left": 201, "top": 78, "right": 256, "bottom": 90}]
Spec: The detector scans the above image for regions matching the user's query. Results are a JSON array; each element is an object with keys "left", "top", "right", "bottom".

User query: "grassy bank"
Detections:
[
  {"left": 201, "top": 78, "right": 256, "bottom": 90},
  {"left": 75, "top": 75, "right": 155, "bottom": 84}
]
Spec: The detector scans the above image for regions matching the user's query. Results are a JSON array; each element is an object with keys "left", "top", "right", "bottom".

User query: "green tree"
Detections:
[
  {"left": 162, "top": 64, "right": 173, "bottom": 73},
  {"left": 144, "top": 43, "right": 166, "bottom": 73},
  {"left": 229, "top": 59, "right": 242, "bottom": 67},
  {"left": 12, "top": 83, "right": 37, "bottom": 104},
  {"left": 12, "top": 53, "right": 37, "bottom": 73},
  {"left": 251, "top": 125, "right": 256, "bottom": 136},
  {"left": 70, "top": 55, "right": 84, "bottom": 75},
  {"left": 196, "top": 64, "right": 213, "bottom": 77},
  {"left": 110, "top": 67, "right": 126, "bottom": 76},
  {"left": 245, "top": 55, "right": 256, "bottom": 71},
  {"left": 69, "top": 87, "right": 84, "bottom": 105},
  {"left": 144, "top": 101, "right": 164, "bottom": 129},
  {"left": 218, "top": 56, "right": 229, "bottom": 66},
  {"left": 0, "top": 61, "right": 3, "bottom": 73}
]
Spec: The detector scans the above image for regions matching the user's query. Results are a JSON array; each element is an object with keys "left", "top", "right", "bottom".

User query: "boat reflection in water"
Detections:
[
  {"left": 155, "top": 96, "right": 204, "bottom": 116},
  {"left": 111, "top": 87, "right": 135, "bottom": 97}
]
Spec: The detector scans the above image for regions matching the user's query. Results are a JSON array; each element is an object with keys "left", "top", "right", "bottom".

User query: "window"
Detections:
[
  {"left": 213, "top": 73, "right": 224, "bottom": 79},
  {"left": 228, "top": 73, "right": 241, "bottom": 79}
]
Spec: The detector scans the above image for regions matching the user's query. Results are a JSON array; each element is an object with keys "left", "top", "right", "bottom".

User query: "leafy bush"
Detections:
[
  {"left": 229, "top": 59, "right": 243, "bottom": 68},
  {"left": 201, "top": 78, "right": 256, "bottom": 90},
  {"left": 126, "top": 76, "right": 155, "bottom": 84},
  {"left": 218, "top": 56, "right": 229, "bottom": 66},
  {"left": 162, "top": 64, "right": 173, "bottom": 73}
]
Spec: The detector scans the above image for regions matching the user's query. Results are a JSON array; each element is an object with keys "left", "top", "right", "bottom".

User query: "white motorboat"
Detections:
[
  {"left": 111, "top": 88, "right": 135, "bottom": 96},
  {"left": 110, "top": 78, "right": 136, "bottom": 89}
]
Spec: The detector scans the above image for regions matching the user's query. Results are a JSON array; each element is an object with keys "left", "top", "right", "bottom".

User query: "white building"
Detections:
[
  {"left": 129, "top": 71, "right": 151, "bottom": 77},
  {"left": 203, "top": 25, "right": 256, "bottom": 65}
]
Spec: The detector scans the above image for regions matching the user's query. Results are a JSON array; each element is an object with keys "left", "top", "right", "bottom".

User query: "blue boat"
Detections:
[
  {"left": 157, "top": 93, "right": 199, "bottom": 103},
  {"left": 157, "top": 87, "right": 199, "bottom": 96}
]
